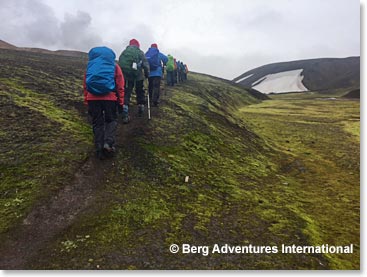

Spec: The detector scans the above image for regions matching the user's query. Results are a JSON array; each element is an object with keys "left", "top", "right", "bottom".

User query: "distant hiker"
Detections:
[
  {"left": 183, "top": 63, "right": 189, "bottom": 80},
  {"left": 145, "top": 43, "right": 168, "bottom": 107},
  {"left": 173, "top": 58, "right": 178, "bottom": 84},
  {"left": 84, "top": 46, "right": 124, "bottom": 159},
  {"left": 179, "top": 62, "right": 186, "bottom": 81},
  {"left": 177, "top": 60, "right": 183, "bottom": 83},
  {"left": 118, "top": 39, "right": 150, "bottom": 123},
  {"left": 176, "top": 61, "right": 181, "bottom": 84},
  {"left": 166, "top": 55, "right": 175, "bottom": 86}
]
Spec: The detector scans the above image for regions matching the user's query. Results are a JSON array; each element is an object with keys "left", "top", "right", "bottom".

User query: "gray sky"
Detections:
[{"left": 0, "top": 0, "right": 360, "bottom": 79}]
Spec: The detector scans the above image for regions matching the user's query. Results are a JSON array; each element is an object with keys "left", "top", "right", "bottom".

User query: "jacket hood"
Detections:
[{"left": 129, "top": 39, "right": 140, "bottom": 48}]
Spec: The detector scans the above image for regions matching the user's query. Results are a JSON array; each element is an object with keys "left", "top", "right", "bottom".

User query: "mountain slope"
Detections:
[
  {"left": 233, "top": 57, "right": 360, "bottom": 93},
  {"left": 0, "top": 39, "right": 88, "bottom": 59},
  {"left": 0, "top": 48, "right": 359, "bottom": 270},
  {"left": 0, "top": 40, "right": 17, "bottom": 49}
]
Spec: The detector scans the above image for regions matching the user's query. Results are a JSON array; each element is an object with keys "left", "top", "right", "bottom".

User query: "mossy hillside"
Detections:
[
  {"left": 239, "top": 98, "right": 360, "bottom": 269},
  {"left": 0, "top": 49, "right": 92, "bottom": 235},
  {"left": 268, "top": 88, "right": 354, "bottom": 100},
  {"left": 31, "top": 73, "right": 328, "bottom": 269}
]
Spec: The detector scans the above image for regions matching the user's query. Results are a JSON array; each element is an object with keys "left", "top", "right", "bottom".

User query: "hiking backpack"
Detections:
[
  {"left": 86, "top": 47, "right": 116, "bottom": 95},
  {"left": 145, "top": 48, "right": 161, "bottom": 71},
  {"left": 118, "top": 46, "right": 141, "bottom": 78}
]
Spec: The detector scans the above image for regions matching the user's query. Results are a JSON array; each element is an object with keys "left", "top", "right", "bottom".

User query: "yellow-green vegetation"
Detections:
[
  {"left": 239, "top": 97, "right": 359, "bottom": 269},
  {"left": 0, "top": 50, "right": 92, "bottom": 235},
  {"left": 0, "top": 48, "right": 359, "bottom": 269},
  {"left": 29, "top": 72, "right": 359, "bottom": 270}
]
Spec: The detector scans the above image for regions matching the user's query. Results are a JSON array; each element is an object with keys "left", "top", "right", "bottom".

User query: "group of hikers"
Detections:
[{"left": 83, "top": 38, "right": 189, "bottom": 159}]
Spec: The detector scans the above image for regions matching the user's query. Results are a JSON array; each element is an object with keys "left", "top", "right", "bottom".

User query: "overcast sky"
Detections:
[{"left": 0, "top": 0, "right": 360, "bottom": 79}]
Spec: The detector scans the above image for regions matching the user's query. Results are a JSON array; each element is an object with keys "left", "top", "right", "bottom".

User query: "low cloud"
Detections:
[
  {"left": 60, "top": 11, "right": 103, "bottom": 50},
  {"left": 0, "top": 0, "right": 102, "bottom": 50}
]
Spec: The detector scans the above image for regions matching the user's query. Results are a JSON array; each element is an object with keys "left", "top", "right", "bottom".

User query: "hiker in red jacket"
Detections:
[{"left": 83, "top": 46, "right": 125, "bottom": 159}]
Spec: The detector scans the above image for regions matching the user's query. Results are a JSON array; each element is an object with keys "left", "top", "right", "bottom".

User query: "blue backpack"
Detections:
[
  {"left": 86, "top": 46, "right": 116, "bottom": 95},
  {"left": 145, "top": 48, "right": 160, "bottom": 71}
]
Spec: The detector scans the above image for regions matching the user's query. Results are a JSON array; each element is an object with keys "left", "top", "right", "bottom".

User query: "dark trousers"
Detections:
[
  {"left": 148, "top": 76, "right": 161, "bottom": 103},
  {"left": 166, "top": 71, "right": 174, "bottom": 86},
  {"left": 88, "top": 101, "right": 118, "bottom": 149},
  {"left": 173, "top": 70, "right": 178, "bottom": 83},
  {"left": 124, "top": 79, "right": 145, "bottom": 106}
]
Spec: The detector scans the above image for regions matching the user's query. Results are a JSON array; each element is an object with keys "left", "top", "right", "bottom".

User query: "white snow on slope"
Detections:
[
  {"left": 252, "top": 69, "right": 308, "bottom": 94},
  {"left": 235, "top": 74, "right": 254, "bottom": 83}
]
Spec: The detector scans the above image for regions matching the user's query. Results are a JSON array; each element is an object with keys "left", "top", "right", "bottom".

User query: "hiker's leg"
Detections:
[
  {"left": 152, "top": 76, "right": 161, "bottom": 104},
  {"left": 135, "top": 80, "right": 145, "bottom": 105},
  {"left": 103, "top": 101, "right": 118, "bottom": 148},
  {"left": 173, "top": 70, "right": 177, "bottom": 83},
  {"left": 167, "top": 71, "right": 173, "bottom": 86},
  {"left": 122, "top": 79, "right": 133, "bottom": 122},
  {"left": 148, "top": 77, "right": 154, "bottom": 101},
  {"left": 171, "top": 71, "right": 175, "bottom": 86},
  {"left": 88, "top": 101, "right": 104, "bottom": 150},
  {"left": 166, "top": 72, "right": 170, "bottom": 85},
  {"left": 124, "top": 79, "right": 133, "bottom": 107}
]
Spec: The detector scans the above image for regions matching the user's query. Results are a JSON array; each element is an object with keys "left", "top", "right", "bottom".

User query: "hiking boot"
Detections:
[
  {"left": 138, "top": 104, "right": 144, "bottom": 117},
  {"left": 103, "top": 143, "right": 116, "bottom": 153},
  {"left": 122, "top": 105, "right": 129, "bottom": 123},
  {"left": 96, "top": 149, "right": 105, "bottom": 160},
  {"left": 103, "top": 143, "right": 116, "bottom": 158},
  {"left": 122, "top": 116, "right": 130, "bottom": 124}
]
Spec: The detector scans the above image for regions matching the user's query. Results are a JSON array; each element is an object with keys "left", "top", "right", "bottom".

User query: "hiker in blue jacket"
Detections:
[{"left": 145, "top": 43, "right": 168, "bottom": 106}]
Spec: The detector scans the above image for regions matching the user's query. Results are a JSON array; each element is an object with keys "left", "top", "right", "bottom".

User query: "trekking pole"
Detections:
[
  {"left": 147, "top": 90, "right": 151, "bottom": 120},
  {"left": 145, "top": 79, "right": 151, "bottom": 120}
]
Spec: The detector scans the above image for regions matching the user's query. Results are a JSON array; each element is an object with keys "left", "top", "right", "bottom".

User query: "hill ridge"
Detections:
[
  {"left": 234, "top": 57, "right": 360, "bottom": 93},
  {"left": 0, "top": 39, "right": 88, "bottom": 59}
]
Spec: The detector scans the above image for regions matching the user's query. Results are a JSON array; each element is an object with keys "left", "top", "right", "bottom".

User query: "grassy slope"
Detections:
[
  {"left": 0, "top": 49, "right": 92, "bottom": 235},
  {"left": 28, "top": 73, "right": 358, "bottom": 270},
  {"left": 0, "top": 49, "right": 359, "bottom": 269},
  {"left": 239, "top": 96, "right": 360, "bottom": 269}
]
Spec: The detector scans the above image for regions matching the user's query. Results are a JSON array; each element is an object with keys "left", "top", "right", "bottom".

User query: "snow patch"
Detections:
[
  {"left": 235, "top": 74, "right": 254, "bottom": 83},
  {"left": 252, "top": 69, "right": 308, "bottom": 94}
]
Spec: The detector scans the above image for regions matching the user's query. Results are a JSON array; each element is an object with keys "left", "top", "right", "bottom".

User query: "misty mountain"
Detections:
[{"left": 233, "top": 57, "right": 360, "bottom": 94}]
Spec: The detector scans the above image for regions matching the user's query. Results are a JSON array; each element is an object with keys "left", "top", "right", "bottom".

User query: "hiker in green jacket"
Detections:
[
  {"left": 166, "top": 55, "right": 175, "bottom": 86},
  {"left": 118, "top": 39, "right": 150, "bottom": 123}
]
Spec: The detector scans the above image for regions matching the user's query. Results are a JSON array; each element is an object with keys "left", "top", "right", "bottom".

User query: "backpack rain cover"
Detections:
[{"left": 86, "top": 46, "right": 116, "bottom": 95}]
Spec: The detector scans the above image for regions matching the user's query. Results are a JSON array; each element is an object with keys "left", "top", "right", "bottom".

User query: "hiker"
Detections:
[
  {"left": 173, "top": 58, "right": 178, "bottom": 84},
  {"left": 183, "top": 63, "right": 189, "bottom": 80},
  {"left": 145, "top": 43, "right": 168, "bottom": 106},
  {"left": 180, "top": 62, "right": 186, "bottom": 81},
  {"left": 84, "top": 46, "right": 125, "bottom": 159},
  {"left": 177, "top": 60, "right": 182, "bottom": 83},
  {"left": 118, "top": 39, "right": 150, "bottom": 123},
  {"left": 166, "top": 55, "right": 175, "bottom": 86}
]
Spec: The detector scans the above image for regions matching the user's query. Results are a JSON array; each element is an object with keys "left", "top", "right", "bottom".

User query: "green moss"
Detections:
[
  {"left": 0, "top": 78, "right": 90, "bottom": 138},
  {"left": 1, "top": 50, "right": 357, "bottom": 269},
  {"left": 29, "top": 73, "right": 330, "bottom": 269},
  {"left": 0, "top": 74, "right": 92, "bottom": 235},
  {"left": 239, "top": 97, "right": 359, "bottom": 269}
]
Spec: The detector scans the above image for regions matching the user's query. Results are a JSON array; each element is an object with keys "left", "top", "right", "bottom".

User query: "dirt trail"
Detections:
[{"left": 0, "top": 103, "right": 157, "bottom": 269}]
